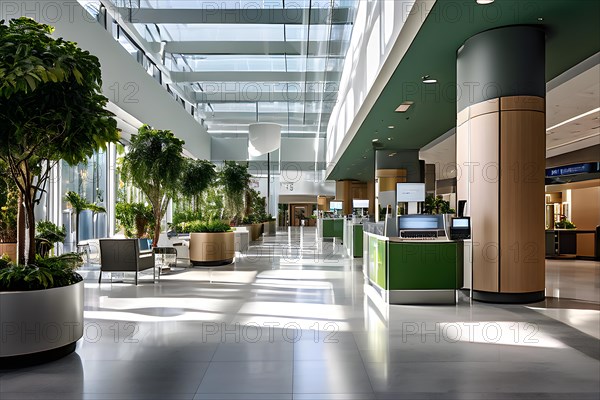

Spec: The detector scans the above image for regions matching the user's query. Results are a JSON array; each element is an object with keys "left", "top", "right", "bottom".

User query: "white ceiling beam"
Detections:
[
  {"left": 123, "top": 7, "right": 353, "bottom": 25},
  {"left": 194, "top": 92, "right": 338, "bottom": 103},
  {"left": 171, "top": 71, "right": 342, "bottom": 83},
  {"left": 163, "top": 40, "right": 346, "bottom": 56}
]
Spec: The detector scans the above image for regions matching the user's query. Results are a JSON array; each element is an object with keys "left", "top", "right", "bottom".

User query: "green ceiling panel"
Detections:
[{"left": 328, "top": 0, "right": 600, "bottom": 180}]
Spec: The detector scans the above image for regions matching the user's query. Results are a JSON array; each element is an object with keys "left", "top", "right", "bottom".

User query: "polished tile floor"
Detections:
[{"left": 2, "top": 227, "right": 599, "bottom": 399}]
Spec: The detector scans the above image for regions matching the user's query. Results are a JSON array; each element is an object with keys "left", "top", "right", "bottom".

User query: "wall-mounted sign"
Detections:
[{"left": 546, "top": 162, "right": 599, "bottom": 177}]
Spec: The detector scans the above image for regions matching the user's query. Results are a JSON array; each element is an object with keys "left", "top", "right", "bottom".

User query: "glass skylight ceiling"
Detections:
[{"left": 107, "top": 0, "right": 358, "bottom": 139}]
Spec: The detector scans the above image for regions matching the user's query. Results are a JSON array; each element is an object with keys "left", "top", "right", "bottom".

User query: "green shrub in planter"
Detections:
[
  {"left": 555, "top": 219, "right": 576, "bottom": 229},
  {"left": 35, "top": 220, "right": 67, "bottom": 258},
  {"left": 0, "top": 253, "right": 83, "bottom": 292},
  {"left": 115, "top": 202, "right": 154, "bottom": 238},
  {"left": 176, "top": 220, "right": 232, "bottom": 234}
]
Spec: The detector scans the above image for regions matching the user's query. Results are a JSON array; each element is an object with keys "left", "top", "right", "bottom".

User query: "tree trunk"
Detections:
[
  {"left": 26, "top": 201, "right": 36, "bottom": 263},
  {"left": 16, "top": 192, "right": 26, "bottom": 265},
  {"left": 75, "top": 212, "right": 80, "bottom": 246},
  {"left": 153, "top": 211, "right": 161, "bottom": 248},
  {"left": 18, "top": 190, "right": 37, "bottom": 264}
]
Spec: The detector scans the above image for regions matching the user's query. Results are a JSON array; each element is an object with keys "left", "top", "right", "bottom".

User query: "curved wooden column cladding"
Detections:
[
  {"left": 457, "top": 26, "right": 546, "bottom": 303},
  {"left": 457, "top": 96, "right": 546, "bottom": 303}
]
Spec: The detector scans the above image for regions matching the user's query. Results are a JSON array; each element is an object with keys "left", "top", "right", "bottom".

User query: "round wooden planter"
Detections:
[
  {"left": 263, "top": 221, "right": 276, "bottom": 236},
  {"left": 0, "top": 242, "right": 17, "bottom": 261},
  {"left": 189, "top": 232, "right": 235, "bottom": 266},
  {"left": 247, "top": 224, "right": 263, "bottom": 241},
  {"left": 0, "top": 280, "right": 84, "bottom": 367}
]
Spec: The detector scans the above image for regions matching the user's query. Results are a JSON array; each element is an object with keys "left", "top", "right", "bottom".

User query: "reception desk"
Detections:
[
  {"left": 545, "top": 229, "right": 600, "bottom": 260},
  {"left": 319, "top": 218, "right": 344, "bottom": 240},
  {"left": 343, "top": 220, "right": 364, "bottom": 258},
  {"left": 363, "top": 228, "right": 463, "bottom": 304}
]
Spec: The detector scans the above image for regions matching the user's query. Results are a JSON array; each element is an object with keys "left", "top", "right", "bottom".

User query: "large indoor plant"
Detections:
[
  {"left": 120, "top": 125, "right": 186, "bottom": 247},
  {"left": 0, "top": 17, "right": 118, "bottom": 364},
  {"left": 64, "top": 191, "right": 106, "bottom": 246},
  {"left": 115, "top": 201, "right": 154, "bottom": 238},
  {"left": 180, "top": 159, "right": 217, "bottom": 213},
  {"left": 35, "top": 220, "right": 67, "bottom": 258},
  {"left": 0, "top": 17, "right": 118, "bottom": 264},
  {"left": 221, "top": 161, "right": 252, "bottom": 225}
]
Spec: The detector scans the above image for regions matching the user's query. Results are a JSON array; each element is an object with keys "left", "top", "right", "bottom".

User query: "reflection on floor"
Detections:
[{"left": 2, "top": 227, "right": 599, "bottom": 400}]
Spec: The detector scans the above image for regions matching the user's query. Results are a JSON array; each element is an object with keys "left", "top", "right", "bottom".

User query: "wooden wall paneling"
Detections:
[
  {"left": 499, "top": 106, "right": 545, "bottom": 293},
  {"left": 367, "top": 181, "right": 375, "bottom": 215},
  {"left": 470, "top": 111, "right": 500, "bottom": 293},
  {"left": 317, "top": 196, "right": 329, "bottom": 211},
  {"left": 500, "top": 96, "right": 545, "bottom": 113},
  {"left": 571, "top": 186, "right": 600, "bottom": 257},
  {"left": 456, "top": 120, "right": 469, "bottom": 215}
]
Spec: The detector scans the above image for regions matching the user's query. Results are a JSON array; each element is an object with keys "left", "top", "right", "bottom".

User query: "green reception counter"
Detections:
[
  {"left": 343, "top": 220, "right": 364, "bottom": 258},
  {"left": 363, "top": 230, "right": 463, "bottom": 304},
  {"left": 319, "top": 218, "right": 344, "bottom": 240}
]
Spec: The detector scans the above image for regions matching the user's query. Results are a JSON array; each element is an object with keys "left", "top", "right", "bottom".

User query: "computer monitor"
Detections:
[
  {"left": 353, "top": 199, "right": 369, "bottom": 208},
  {"left": 449, "top": 217, "right": 471, "bottom": 240},
  {"left": 330, "top": 201, "right": 343, "bottom": 211},
  {"left": 396, "top": 183, "right": 425, "bottom": 202},
  {"left": 452, "top": 217, "right": 470, "bottom": 228}
]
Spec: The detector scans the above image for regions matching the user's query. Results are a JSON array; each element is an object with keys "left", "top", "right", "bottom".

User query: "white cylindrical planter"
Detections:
[{"left": 0, "top": 280, "right": 84, "bottom": 365}]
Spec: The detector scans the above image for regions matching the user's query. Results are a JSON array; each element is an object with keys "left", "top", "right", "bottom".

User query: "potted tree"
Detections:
[
  {"left": 120, "top": 125, "right": 186, "bottom": 248},
  {"left": 0, "top": 18, "right": 118, "bottom": 365},
  {"left": 35, "top": 220, "right": 67, "bottom": 258},
  {"left": 180, "top": 159, "right": 217, "bottom": 213},
  {"left": 64, "top": 191, "right": 106, "bottom": 247},
  {"left": 244, "top": 188, "right": 267, "bottom": 240},
  {"left": 221, "top": 161, "right": 252, "bottom": 226},
  {"left": 115, "top": 202, "right": 154, "bottom": 239}
]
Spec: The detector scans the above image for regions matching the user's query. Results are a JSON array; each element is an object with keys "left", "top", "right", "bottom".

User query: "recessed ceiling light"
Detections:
[
  {"left": 546, "top": 107, "right": 600, "bottom": 131},
  {"left": 363, "top": 156, "right": 367, "bottom": 159},
  {"left": 372, "top": 138, "right": 379, "bottom": 142},
  {"left": 476, "top": 0, "right": 494, "bottom": 4},
  {"left": 395, "top": 101, "right": 414, "bottom": 112},
  {"left": 388, "top": 125, "right": 395, "bottom": 129},
  {"left": 387, "top": 137, "right": 392, "bottom": 141},
  {"left": 422, "top": 75, "right": 437, "bottom": 84},
  {"left": 538, "top": 17, "right": 543, "bottom": 21}
]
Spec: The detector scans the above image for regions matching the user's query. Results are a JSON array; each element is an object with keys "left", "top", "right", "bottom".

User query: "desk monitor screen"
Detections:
[
  {"left": 353, "top": 199, "right": 369, "bottom": 208},
  {"left": 452, "top": 217, "right": 470, "bottom": 228},
  {"left": 330, "top": 201, "right": 343, "bottom": 211},
  {"left": 398, "top": 215, "right": 442, "bottom": 230},
  {"left": 396, "top": 183, "right": 425, "bottom": 202}
]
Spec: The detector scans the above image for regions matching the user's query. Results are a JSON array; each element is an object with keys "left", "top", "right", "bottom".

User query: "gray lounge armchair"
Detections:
[{"left": 99, "top": 239, "right": 155, "bottom": 285}]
